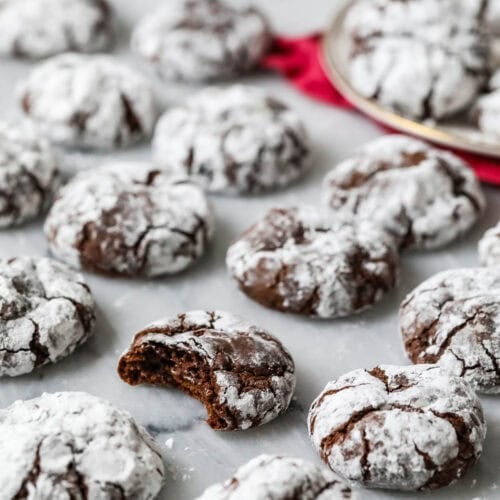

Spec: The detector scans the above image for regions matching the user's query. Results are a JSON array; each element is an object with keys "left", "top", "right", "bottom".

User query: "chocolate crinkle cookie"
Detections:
[
  {"left": 0, "top": 392, "right": 165, "bottom": 499},
  {"left": 345, "top": 0, "right": 490, "bottom": 119},
  {"left": 400, "top": 268, "right": 500, "bottom": 394},
  {"left": 308, "top": 364, "right": 486, "bottom": 491},
  {"left": 196, "top": 454, "right": 355, "bottom": 500},
  {"left": 19, "top": 53, "right": 157, "bottom": 150},
  {"left": 226, "top": 206, "right": 399, "bottom": 318},
  {"left": 0, "top": 256, "right": 96, "bottom": 377},
  {"left": 479, "top": 221, "right": 500, "bottom": 266},
  {"left": 322, "top": 135, "right": 485, "bottom": 250},
  {"left": 475, "top": 69, "right": 500, "bottom": 138},
  {"left": 131, "top": 0, "right": 271, "bottom": 81},
  {"left": 152, "top": 85, "right": 311, "bottom": 195},
  {"left": 0, "top": 120, "right": 60, "bottom": 228},
  {"left": 0, "top": 0, "right": 112, "bottom": 59},
  {"left": 118, "top": 311, "right": 295, "bottom": 431},
  {"left": 44, "top": 163, "right": 214, "bottom": 277}
]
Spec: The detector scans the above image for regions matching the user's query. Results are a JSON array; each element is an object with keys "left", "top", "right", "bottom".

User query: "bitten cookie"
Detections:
[
  {"left": 131, "top": 0, "right": 271, "bottom": 81},
  {"left": 0, "top": 0, "right": 112, "bottom": 59},
  {"left": 196, "top": 454, "right": 355, "bottom": 500},
  {"left": 308, "top": 365, "right": 486, "bottom": 491},
  {"left": 0, "top": 256, "right": 96, "bottom": 377},
  {"left": 345, "top": 0, "right": 489, "bottom": 119},
  {"left": 118, "top": 311, "right": 295, "bottom": 431},
  {"left": 0, "top": 392, "right": 164, "bottom": 499},
  {"left": 479, "top": 221, "right": 500, "bottom": 266},
  {"left": 44, "top": 163, "right": 214, "bottom": 277},
  {"left": 400, "top": 268, "right": 500, "bottom": 394},
  {"left": 0, "top": 121, "right": 60, "bottom": 227},
  {"left": 322, "top": 135, "right": 485, "bottom": 250},
  {"left": 226, "top": 206, "right": 399, "bottom": 318},
  {"left": 19, "top": 53, "right": 157, "bottom": 150},
  {"left": 152, "top": 86, "right": 311, "bottom": 194}
]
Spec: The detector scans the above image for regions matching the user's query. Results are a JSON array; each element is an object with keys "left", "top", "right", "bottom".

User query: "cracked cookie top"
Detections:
[
  {"left": 118, "top": 311, "right": 296, "bottom": 431},
  {"left": 0, "top": 256, "right": 96, "bottom": 377},
  {"left": 0, "top": 0, "right": 112, "bottom": 59},
  {"left": 345, "top": 0, "right": 489, "bottom": 119},
  {"left": 131, "top": 0, "right": 271, "bottom": 81},
  {"left": 152, "top": 85, "right": 311, "bottom": 195},
  {"left": 308, "top": 364, "right": 486, "bottom": 491},
  {"left": 479, "top": 221, "right": 500, "bottom": 267},
  {"left": 196, "top": 454, "right": 355, "bottom": 499},
  {"left": 44, "top": 162, "right": 214, "bottom": 277},
  {"left": 400, "top": 267, "right": 500, "bottom": 394},
  {"left": 0, "top": 391, "right": 165, "bottom": 499},
  {"left": 0, "top": 120, "right": 60, "bottom": 228},
  {"left": 226, "top": 206, "right": 399, "bottom": 318},
  {"left": 322, "top": 135, "right": 485, "bottom": 250},
  {"left": 19, "top": 53, "right": 157, "bottom": 150}
]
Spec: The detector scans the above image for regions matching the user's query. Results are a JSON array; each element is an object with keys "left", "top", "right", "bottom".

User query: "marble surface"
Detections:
[{"left": 0, "top": 1, "right": 499, "bottom": 499}]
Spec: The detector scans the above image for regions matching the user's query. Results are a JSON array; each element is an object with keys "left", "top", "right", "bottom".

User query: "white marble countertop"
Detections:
[{"left": 0, "top": 1, "right": 499, "bottom": 499}]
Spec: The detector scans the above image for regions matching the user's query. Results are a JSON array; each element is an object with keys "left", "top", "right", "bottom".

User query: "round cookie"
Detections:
[
  {"left": 118, "top": 311, "right": 295, "bottom": 431},
  {"left": 479, "top": 221, "right": 500, "bottom": 266},
  {"left": 19, "top": 53, "right": 157, "bottom": 150},
  {"left": 131, "top": 0, "right": 271, "bottom": 82},
  {"left": 0, "top": 120, "right": 60, "bottom": 227},
  {"left": 44, "top": 162, "right": 214, "bottom": 277},
  {"left": 226, "top": 206, "right": 399, "bottom": 318},
  {"left": 308, "top": 364, "right": 486, "bottom": 491},
  {"left": 475, "top": 70, "right": 500, "bottom": 138},
  {"left": 322, "top": 135, "right": 485, "bottom": 250},
  {"left": 152, "top": 85, "right": 311, "bottom": 194},
  {"left": 345, "top": 0, "right": 489, "bottom": 119},
  {"left": 0, "top": 392, "right": 165, "bottom": 499},
  {"left": 196, "top": 454, "right": 355, "bottom": 499},
  {"left": 0, "top": 256, "right": 96, "bottom": 377},
  {"left": 0, "top": 0, "right": 112, "bottom": 59},
  {"left": 400, "top": 268, "right": 500, "bottom": 393}
]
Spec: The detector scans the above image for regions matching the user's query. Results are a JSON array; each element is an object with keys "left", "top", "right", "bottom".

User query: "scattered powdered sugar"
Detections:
[
  {"left": 0, "top": 392, "right": 165, "bottom": 498},
  {"left": 308, "top": 364, "right": 486, "bottom": 491},
  {"left": 400, "top": 267, "right": 500, "bottom": 393},
  {"left": 196, "top": 454, "right": 355, "bottom": 499}
]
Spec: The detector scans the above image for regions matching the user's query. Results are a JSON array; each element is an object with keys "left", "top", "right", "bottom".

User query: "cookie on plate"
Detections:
[
  {"left": 226, "top": 206, "right": 399, "bottom": 318},
  {"left": 322, "top": 135, "right": 485, "bottom": 250},
  {"left": 19, "top": 53, "right": 157, "bottom": 150},
  {"left": 131, "top": 0, "right": 271, "bottom": 82},
  {"left": 196, "top": 454, "right": 355, "bottom": 499},
  {"left": 44, "top": 163, "right": 214, "bottom": 277},
  {"left": 400, "top": 267, "right": 500, "bottom": 393},
  {"left": 0, "top": 0, "right": 112, "bottom": 59},
  {"left": 475, "top": 70, "right": 500, "bottom": 138},
  {"left": 0, "top": 392, "right": 164, "bottom": 499},
  {"left": 118, "top": 311, "right": 295, "bottom": 431},
  {"left": 308, "top": 364, "right": 486, "bottom": 491},
  {"left": 479, "top": 221, "right": 500, "bottom": 266},
  {"left": 0, "top": 121, "right": 60, "bottom": 227},
  {"left": 0, "top": 256, "right": 96, "bottom": 377},
  {"left": 152, "top": 85, "right": 311, "bottom": 195},
  {"left": 345, "top": 0, "right": 489, "bottom": 119}
]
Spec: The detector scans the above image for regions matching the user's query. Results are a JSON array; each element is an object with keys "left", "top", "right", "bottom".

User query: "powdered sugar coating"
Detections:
[
  {"left": 479, "top": 221, "right": 500, "bottom": 266},
  {"left": 345, "top": 0, "right": 489, "bottom": 119},
  {"left": 132, "top": 0, "right": 271, "bottom": 82},
  {"left": 0, "top": 256, "right": 95, "bottom": 377},
  {"left": 153, "top": 85, "right": 311, "bottom": 194},
  {"left": 308, "top": 364, "right": 486, "bottom": 491},
  {"left": 118, "top": 311, "right": 295, "bottom": 431},
  {"left": 0, "top": 120, "right": 60, "bottom": 227},
  {"left": 44, "top": 162, "right": 214, "bottom": 277},
  {"left": 0, "top": 0, "right": 112, "bottom": 58},
  {"left": 197, "top": 454, "right": 355, "bottom": 499},
  {"left": 322, "top": 135, "right": 485, "bottom": 250},
  {"left": 0, "top": 391, "right": 165, "bottom": 499},
  {"left": 226, "top": 206, "right": 399, "bottom": 318},
  {"left": 400, "top": 268, "right": 500, "bottom": 394},
  {"left": 19, "top": 53, "right": 157, "bottom": 150}
]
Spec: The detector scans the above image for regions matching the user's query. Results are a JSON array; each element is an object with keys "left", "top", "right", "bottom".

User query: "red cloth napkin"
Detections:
[{"left": 262, "top": 34, "right": 500, "bottom": 186}]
